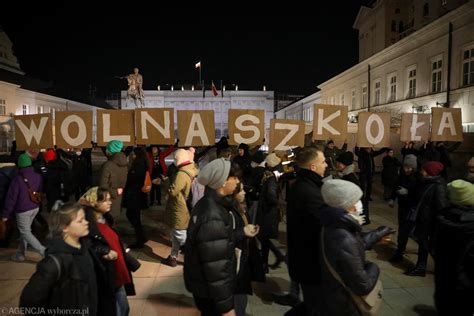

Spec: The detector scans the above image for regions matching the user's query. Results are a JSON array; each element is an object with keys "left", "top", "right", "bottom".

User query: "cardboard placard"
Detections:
[
  {"left": 14, "top": 114, "right": 53, "bottom": 150},
  {"left": 55, "top": 111, "right": 93, "bottom": 149},
  {"left": 228, "top": 109, "right": 265, "bottom": 146},
  {"left": 97, "top": 110, "right": 135, "bottom": 146},
  {"left": 269, "top": 119, "right": 305, "bottom": 152},
  {"left": 400, "top": 113, "right": 431, "bottom": 142},
  {"left": 357, "top": 112, "right": 391, "bottom": 147},
  {"left": 177, "top": 110, "right": 215, "bottom": 146},
  {"left": 312, "top": 104, "right": 348, "bottom": 141},
  {"left": 135, "top": 108, "right": 174, "bottom": 145},
  {"left": 431, "top": 108, "right": 463, "bottom": 141}
]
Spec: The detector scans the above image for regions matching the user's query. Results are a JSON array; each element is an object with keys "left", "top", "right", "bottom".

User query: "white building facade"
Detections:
[
  {"left": 120, "top": 89, "right": 275, "bottom": 140},
  {"left": 318, "top": 0, "right": 474, "bottom": 131}
]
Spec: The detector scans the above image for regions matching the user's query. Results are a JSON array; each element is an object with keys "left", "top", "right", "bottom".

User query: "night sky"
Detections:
[{"left": 1, "top": 2, "right": 367, "bottom": 98}]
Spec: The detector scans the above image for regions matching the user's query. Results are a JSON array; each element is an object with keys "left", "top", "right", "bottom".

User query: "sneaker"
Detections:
[
  {"left": 11, "top": 254, "right": 25, "bottom": 262},
  {"left": 161, "top": 255, "right": 177, "bottom": 267}
]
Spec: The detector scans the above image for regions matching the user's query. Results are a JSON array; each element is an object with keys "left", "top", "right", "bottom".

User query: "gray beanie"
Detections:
[
  {"left": 403, "top": 154, "right": 417, "bottom": 169},
  {"left": 197, "top": 158, "right": 231, "bottom": 189},
  {"left": 321, "top": 179, "right": 363, "bottom": 210}
]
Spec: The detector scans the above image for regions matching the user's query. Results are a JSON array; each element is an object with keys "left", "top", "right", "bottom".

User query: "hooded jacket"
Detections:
[
  {"left": 3, "top": 166, "right": 42, "bottom": 218},
  {"left": 319, "top": 206, "right": 388, "bottom": 316},
  {"left": 184, "top": 187, "right": 236, "bottom": 314},
  {"left": 20, "top": 238, "right": 98, "bottom": 316},
  {"left": 99, "top": 152, "right": 128, "bottom": 216}
]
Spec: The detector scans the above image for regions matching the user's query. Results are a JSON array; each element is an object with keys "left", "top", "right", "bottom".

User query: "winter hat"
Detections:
[
  {"left": 174, "top": 149, "right": 191, "bottom": 166},
  {"left": 26, "top": 149, "right": 39, "bottom": 160},
  {"left": 336, "top": 151, "right": 354, "bottom": 166},
  {"left": 403, "top": 154, "right": 418, "bottom": 169},
  {"left": 265, "top": 153, "right": 282, "bottom": 168},
  {"left": 422, "top": 161, "right": 444, "bottom": 176},
  {"left": 106, "top": 140, "right": 123, "bottom": 154},
  {"left": 17, "top": 153, "right": 32, "bottom": 168},
  {"left": 198, "top": 158, "right": 231, "bottom": 190},
  {"left": 321, "top": 179, "right": 363, "bottom": 210},
  {"left": 327, "top": 140, "right": 334, "bottom": 145},
  {"left": 447, "top": 180, "right": 474, "bottom": 207},
  {"left": 43, "top": 149, "right": 57, "bottom": 162}
]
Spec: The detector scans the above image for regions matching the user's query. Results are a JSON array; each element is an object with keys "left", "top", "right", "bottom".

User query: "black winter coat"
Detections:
[
  {"left": 414, "top": 176, "right": 449, "bottom": 250},
  {"left": 319, "top": 206, "right": 389, "bottom": 316},
  {"left": 287, "top": 168, "right": 325, "bottom": 284},
  {"left": 44, "top": 158, "right": 73, "bottom": 204},
  {"left": 72, "top": 155, "right": 90, "bottom": 189},
  {"left": 257, "top": 170, "right": 280, "bottom": 239},
  {"left": 123, "top": 162, "right": 147, "bottom": 210},
  {"left": 381, "top": 156, "right": 401, "bottom": 187},
  {"left": 395, "top": 171, "right": 419, "bottom": 208},
  {"left": 355, "top": 147, "right": 386, "bottom": 175},
  {"left": 20, "top": 238, "right": 99, "bottom": 316},
  {"left": 184, "top": 187, "right": 236, "bottom": 314},
  {"left": 434, "top": 205, "right": 474, "bottom": 316}
]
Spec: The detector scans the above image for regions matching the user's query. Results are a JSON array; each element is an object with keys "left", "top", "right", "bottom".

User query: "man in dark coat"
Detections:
[
  {"left": 405, "top": 161, "right": 449, "bottom": 277},
  {"left": 287, "top": 147, "right": 327, "bottom": 315},
  {"left": 184, "top": 158, "right": 240, "bottom": 315},
  {"left": 381, "top": 148, "right": 401, "bottom": 205}
]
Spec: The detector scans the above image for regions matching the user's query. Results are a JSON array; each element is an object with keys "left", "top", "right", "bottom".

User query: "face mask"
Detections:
[{"left": 354, "top": 200, "right": 364, "bottom": 215}]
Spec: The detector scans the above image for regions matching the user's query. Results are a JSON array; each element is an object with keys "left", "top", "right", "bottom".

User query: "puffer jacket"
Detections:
[
  {"left": 434, "top": 205, "right": 474, "bottom": 316},
  {"left": 20, "top": 238, "right": 99, "bottom": 316},
  {"left": 319, "top": 206, "right": 389, "bottom": 316},
  {"left": 99, "top": 152, "right": 128, "bottom": 217},
  {"left": 165, "top": 162, "right": 198, "bottom": 230},
  {"left": 184, "top": 187, "right": 236, "bottom": 314},
  {"left": 287, "top": 168, "right": 325, "bottom": 284}
]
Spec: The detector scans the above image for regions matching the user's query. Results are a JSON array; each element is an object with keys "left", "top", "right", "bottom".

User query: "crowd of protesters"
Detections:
[{"left": 0, "top": 136, "right": 472, "bottom": 316}]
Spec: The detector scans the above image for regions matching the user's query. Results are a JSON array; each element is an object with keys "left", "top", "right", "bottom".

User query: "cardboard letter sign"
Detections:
[
  {"left": 55, "top": 111, "right": 93, "bottom": 149},
  {"left": 228, "top": 109, "right": 265, "bottom": 146},
  {"left": 357, "top": 112, "right": 391, "bottom": 147},
  {"left": 400, "top": 113, "right": 430, "bottom": 142},
  {"left": 135, "top": 108, "right": 174, "bottom": 145},
  {"left": 269, "top": 119, "right": 305, "bottom": 152},
  {"left": 14, "top": 114, "right": 53, "bottom": 150},
  {"left": 97, "top": 110, "right": 135, "bottom": 146},
  {"left": 431, "top": 108, "right": 463, "bottom": 141},
  {"left": 312, "top": 104, "right": 348, "bottom": 141},
  {"left": 178, "top": 110, "right": 215, "bottom": 146}
]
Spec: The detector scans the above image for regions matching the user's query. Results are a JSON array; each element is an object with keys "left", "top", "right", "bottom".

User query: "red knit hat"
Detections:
[
  {"left": 422, "top": 161, "right": 444, "bottom": 176},
  {"left": 44, "top": 149, "right": 57, "bottom": 162}
]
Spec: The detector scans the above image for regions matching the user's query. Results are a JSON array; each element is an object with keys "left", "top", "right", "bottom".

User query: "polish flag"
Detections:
[{"left": 211, "top": 82, "right": 219, "bottom": 97}]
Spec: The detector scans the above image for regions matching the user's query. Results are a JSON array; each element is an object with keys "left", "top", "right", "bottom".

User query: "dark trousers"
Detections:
[
  {"left": 193, "top": 296, "right": 220, "bottom": 316},
  {"left": 301, "top": 284, "right": 323, "bottom": 316},
  {"left": 416, "top": 239, "right": 429, "bottom": 269},
  {"left": 126, "top": 207, "right": 146, "bottom": 244},
  {"left": 395, "top": 206, "right": 413, "bottom": 254},
  {"left": 260, "top": 237, "right": 285, "bottom": 266},
  {"left": 149, "top": 183, "right": 161, "bottom": 204},
  {"left": 359, "top": 172, "right": 373, "bottom": 200}
]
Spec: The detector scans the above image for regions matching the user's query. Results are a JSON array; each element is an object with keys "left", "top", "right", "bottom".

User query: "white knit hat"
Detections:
[
  {"left": 321, "top": 179, "right": 363, "bottom": 210},
  {"left": 197, "top": 158, "right": 231, "bottom": 189},
  {"left": 265, "top": 153, "right": 281, "bottom": 168}
]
